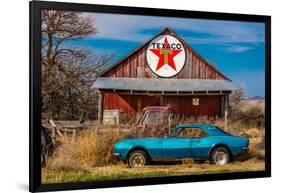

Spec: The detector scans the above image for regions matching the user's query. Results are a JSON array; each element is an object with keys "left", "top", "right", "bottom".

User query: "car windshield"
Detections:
[{"left": 142, "top": 111, "right": 163, "bottom": 126}]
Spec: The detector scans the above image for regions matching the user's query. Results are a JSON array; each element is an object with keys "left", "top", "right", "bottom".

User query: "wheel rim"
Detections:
[
  {"left": 130, "top": 153, "right": 145, "bottom": 168},
  {"left": 214, "top": 151, "right": 228, "bottom": 165}
]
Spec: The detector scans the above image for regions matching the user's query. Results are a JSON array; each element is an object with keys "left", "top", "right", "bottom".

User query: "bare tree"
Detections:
[
  {"left": 229, "top": 86, "right": 245, "bottom": 118},
  {"left": 41, "top": 10, "right": 112, "bottom": 120}
]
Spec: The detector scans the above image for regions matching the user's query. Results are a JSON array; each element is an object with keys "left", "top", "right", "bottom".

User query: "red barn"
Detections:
[{"left": 93, "top": 28, "right": 235, "bottom": 126}]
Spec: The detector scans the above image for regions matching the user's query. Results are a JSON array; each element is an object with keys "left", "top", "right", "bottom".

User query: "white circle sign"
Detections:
[{"left": 146, "top": 35, "right": 186, "bottom": 77}]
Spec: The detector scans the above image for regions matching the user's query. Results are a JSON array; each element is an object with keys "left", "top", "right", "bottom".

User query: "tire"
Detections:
[
  {"left": 128, "top": 150, "right": 148, "bottom": 168},
  {"left": 210, "top": 147, "right": 230, "bottom": 165}
]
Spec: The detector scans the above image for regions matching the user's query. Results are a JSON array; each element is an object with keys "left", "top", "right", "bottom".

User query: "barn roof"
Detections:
[
  {"left": 97, "top": 27, "right": 230, "bottom": 81},
  {"left": 93, "top": 77, "right": 236, "bottom": 93}
]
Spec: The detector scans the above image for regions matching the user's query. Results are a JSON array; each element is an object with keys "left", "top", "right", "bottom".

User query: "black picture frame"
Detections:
[{"left": 29, "top": 1, "right": 271, "bottom": 192}]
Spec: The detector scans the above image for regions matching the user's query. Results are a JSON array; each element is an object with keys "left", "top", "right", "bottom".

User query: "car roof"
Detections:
[
  {"left": 175, "top": 124, "right": 230, "bottom": 136},
  {"left": 142, "top": 106, "right": 170, "bottom": 112},
  {"left": 176, "top": 123, "right": 213, "bottom": 128}
]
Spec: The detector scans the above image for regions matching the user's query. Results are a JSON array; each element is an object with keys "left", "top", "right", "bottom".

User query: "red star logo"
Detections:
[{"left": 149, "top": 37, "right": 182, "bottom": 71}]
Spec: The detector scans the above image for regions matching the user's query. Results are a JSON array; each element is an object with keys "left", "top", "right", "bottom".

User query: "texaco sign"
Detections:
[{"left": 146, "top": 35, "right": 186, "bottom": 77}]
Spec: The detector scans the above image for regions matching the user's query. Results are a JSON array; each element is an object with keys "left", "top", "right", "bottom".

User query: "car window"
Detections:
[{"left": 178, "top": 128, "right": 207, "bottom": 138}]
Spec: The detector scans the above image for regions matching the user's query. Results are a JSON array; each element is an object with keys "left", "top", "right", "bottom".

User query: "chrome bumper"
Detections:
[
  {"left": 113, "top": 152, "right": 122, "bottom": 160},
  {"left": 241, "top": 147, "right": 249, "bottom": 153}
]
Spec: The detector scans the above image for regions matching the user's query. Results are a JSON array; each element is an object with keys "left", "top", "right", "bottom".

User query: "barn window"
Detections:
[{"left": 192, "top": 98, "right": 199, "bottom": 106}]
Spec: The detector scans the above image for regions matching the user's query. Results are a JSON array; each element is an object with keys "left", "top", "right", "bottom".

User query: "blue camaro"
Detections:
[{"left": 114, "top": 124, "right": 249, "bottom": 167}]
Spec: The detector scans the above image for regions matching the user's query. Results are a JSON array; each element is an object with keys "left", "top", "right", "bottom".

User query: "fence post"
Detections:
[
  {"left": 224, "top": 94, "right": 229, "bottom": 130},
  {"left": 98, "top": 91, "right": 104, "bottom": 124}
]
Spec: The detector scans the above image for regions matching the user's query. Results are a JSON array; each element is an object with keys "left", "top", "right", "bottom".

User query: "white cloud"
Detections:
[
  {"left": 226, "top": 45, "right": 254, "bottom": 53},
  {"left": 83, "top": 12, "right": 265, "bottom": 46}
]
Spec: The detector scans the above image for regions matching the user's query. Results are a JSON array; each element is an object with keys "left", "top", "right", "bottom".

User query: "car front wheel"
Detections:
[
  {"left": 128, "top": 150, "right": 148, "bottom": 168},
  {"left": 210, "top": 147, "right": 230, "bottom": 165}
]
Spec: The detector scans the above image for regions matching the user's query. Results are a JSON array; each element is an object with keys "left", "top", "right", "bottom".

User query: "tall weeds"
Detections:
[
  {"left": 46, "top": 103, "right": 265, "bottom": 171},
  {"left": 46, "top": 129, "right": 126, "bottom": 170}
]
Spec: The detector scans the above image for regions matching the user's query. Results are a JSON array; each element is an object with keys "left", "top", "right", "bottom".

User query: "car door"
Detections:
[
  {"left": 189, "top": 128, "right": 210, "bottom": 158},
  {"left": 162, "top": 128, "right": 194, "bottom": 159}
]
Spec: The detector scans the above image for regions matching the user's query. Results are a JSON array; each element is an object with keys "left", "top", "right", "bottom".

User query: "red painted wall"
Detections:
[{"left": 104, "top": 93, "right": 222, "bottom": 117}]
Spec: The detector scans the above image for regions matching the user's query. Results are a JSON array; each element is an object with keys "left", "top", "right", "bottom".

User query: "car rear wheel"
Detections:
[
  {"left": 210, "top": 147, "right": 230, "bottom": 165},
  {"left": 128, "top": 150, "right": 148, "bottom": 168}
]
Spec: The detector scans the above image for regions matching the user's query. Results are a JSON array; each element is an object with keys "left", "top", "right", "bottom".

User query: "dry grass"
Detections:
[
  {"left": 43, "top": 100, "right": 266, "bottom": 184},
  {"left": 46, "top": 128, "right": 126, "bottom": 170},
  {"left": 43, "top": 123, "right": 265, "bottom": 184},
  {"left": 42, "top": 159, "right": 264, "bottom": 183}
]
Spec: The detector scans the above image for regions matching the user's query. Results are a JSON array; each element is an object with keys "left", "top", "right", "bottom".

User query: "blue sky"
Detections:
[{"left": 68, "top": 13, "right": 265, "bottom": 97}]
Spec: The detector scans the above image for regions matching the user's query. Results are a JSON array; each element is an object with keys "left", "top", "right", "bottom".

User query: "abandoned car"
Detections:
[{"left": 114, "top": 124, "right": 249, "bottom": 167}]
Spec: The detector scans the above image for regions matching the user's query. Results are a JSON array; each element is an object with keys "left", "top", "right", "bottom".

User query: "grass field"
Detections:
[
  {"left": 42, "top": 127, "right": 265, "bottom": 184},
  {"left": 42, "top": 159, "right": 264, "bottom": 183},
  {"left": 42, "top": 134, "right": 265, "bottom": 184},
  {"left": 42, "top": 125, "right": 265, "bottom": 184},
  {"left": 42, "top": 99, "right": 265, "bottom": 184}
]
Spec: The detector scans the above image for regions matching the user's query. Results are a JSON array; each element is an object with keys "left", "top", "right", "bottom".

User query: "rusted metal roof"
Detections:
[{"left": 93, "top": 77, "right": 236, "bottom": 92}]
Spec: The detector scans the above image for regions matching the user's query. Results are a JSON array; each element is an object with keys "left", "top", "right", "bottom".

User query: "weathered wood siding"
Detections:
[
  {"left": 104, "top": 93, "right": 222, "bottom": 117},
  {"left": 104, "top": 93, "right": 161, "bottom": 115},
  {"left": 101, "top": 29, "right": 227, "bottom": 118},
  {"left": 102, "top": 30, "right": 226, "bottom": 80}
]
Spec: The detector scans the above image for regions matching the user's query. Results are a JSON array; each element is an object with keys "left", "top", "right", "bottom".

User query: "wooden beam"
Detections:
[
  {"left": 98, "top": 89, "right": 231, "bottom": 96},
  {"left": 221, "top": 95, "right": 225, "bottom": 117},
  {"left": 112, "top": 92, "right": 226, "bottom": 96},
  {"left": 160, "top": 95, "right": 164, "bottom": 106},
  {"left": 98, "top": 92, "right": 104, "bottom": 124},
  {"left": 136, "top": 96, "right": 142, "bottom": 122},
  {"left": 224, "top": 93, "right": 229, "bottom": 130}
]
